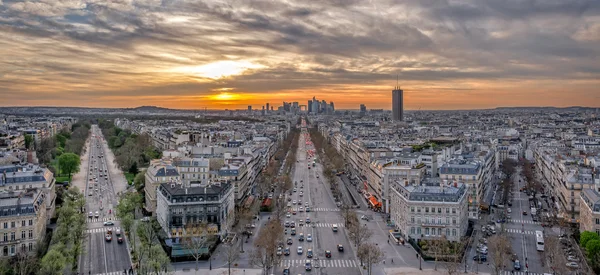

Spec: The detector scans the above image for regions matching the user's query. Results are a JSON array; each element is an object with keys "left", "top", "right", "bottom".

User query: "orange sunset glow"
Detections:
[{"left": 1, "top": 1, "right": 599, "bottom": 109}]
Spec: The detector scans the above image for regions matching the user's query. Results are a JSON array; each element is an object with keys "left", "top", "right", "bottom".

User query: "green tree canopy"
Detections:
[
  {"left": 580, "top": 231, "right": 600, "bottom": 247},
  {"left": 586, "top": 239, "right": 600, "bottom": 260},
  {"left": 58, "top": 153, "right": 80, "bottom": 180},
  {"left": 39, "top": 248, "right": 67, "bottom": 275},
  {"left": 134, "top": 172, "right": 146, "bottom": 193},
  {"left": 24, "top": 134, "right": 34, "bottom": 150}
]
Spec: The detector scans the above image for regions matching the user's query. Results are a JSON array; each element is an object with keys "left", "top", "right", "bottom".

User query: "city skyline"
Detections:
[{"left": 1, "top": 0, "right": 600, "bottom": 110}]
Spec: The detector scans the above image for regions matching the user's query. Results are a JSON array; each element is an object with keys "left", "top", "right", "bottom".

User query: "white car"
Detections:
[
  {"left": 305, "top": 202, "right": 309, "bottom": 207},
  {"left": 297, "top": 246, "right": 303, "bottom": 255},
  {"left": 299, "top": 192, "right": 304, "bottom": 197},
  {"left": 566, "top": 262, "right": 579, "bottom": 268},
  {"left": 299, "top": 207, "right": 304, "bottom": 212},
  {"left": 94, "top": 211, "right": 99, "bottom": 218},
  {"left": 293, "top": 200, "right": 297, "bottom": 205},
  {"left": 286, "top": 213, "right": 291, "bottom": 218},
  {"left": 307, "top": 234, "right": 312, "bottom": 242}
]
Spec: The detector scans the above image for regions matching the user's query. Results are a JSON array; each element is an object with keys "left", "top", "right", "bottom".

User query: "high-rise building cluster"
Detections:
[{"left": 307, "top": 96, "right": 335, "bottom": 115}]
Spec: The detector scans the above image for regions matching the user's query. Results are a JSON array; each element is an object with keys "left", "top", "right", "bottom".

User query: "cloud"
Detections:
[{"left": 0, "top": 0, "right": 599, "bottom": 109}]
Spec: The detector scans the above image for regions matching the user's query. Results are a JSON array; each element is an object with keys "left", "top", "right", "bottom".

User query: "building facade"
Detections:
[
  {"left": 392, "top": 88, "right": 403, "bottom": 121},
  {"left": 144, "top": 159, "right": 181, "bottom": 215},
  {"left": 0, "top": 190, "right": 48, "bottom": 258}
]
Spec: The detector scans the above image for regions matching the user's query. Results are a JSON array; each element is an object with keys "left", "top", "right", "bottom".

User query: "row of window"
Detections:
[
  {"left": 410, "top": 206, "right": 457, "bottom": 214},
  {"left": 444, "top": 175, "right": 477, "bottom": 180},
  {"left": 2, "top": 230, "right": 34, "bottom": 242},
  {"left": 410, "top": 216, "right": 457, "bottom": 225},
  {"left": 2, "top": 219, "right": 34, "bottom": 229},
  {"left": 410, "top": 227, "right": 458, "bottom": 237},
  {"left": 2, "top": 243, "right": 33, "bottom": 256},
  {"left": 170, "top": 206, "right": 220, "bottom": 214}
]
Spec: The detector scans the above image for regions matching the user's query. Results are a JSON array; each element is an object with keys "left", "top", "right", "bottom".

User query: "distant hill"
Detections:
[{"left": 127, "top": 106, "right": 174, "bottom": 112}]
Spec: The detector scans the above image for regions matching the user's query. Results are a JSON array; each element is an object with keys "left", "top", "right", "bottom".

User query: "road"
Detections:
[
  {"left": 280, "top": 122, "right": 361, "bottom": 275},
  {"left": 79, "top": 125, "right": 132, "bottom": 275}
]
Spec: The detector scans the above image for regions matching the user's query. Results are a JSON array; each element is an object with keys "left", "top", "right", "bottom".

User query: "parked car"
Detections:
[
  {"left": 567, "top": 256, "right": 580, "bottom": 262},
  {"left": 566, "top": 262, "right": 579, "bottom": 268},
  {"left": 513, "top": 260, "right": 521, "bottom": 270},
  {"left": 473, "top": 255, "right": 487, "bottom": 262}
]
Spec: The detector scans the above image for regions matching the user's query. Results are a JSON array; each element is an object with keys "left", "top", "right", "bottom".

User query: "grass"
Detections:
[
  {"left": 124, "top": 172, "right": 135, "bottom": 185},
  {"left": 55, "top": 176, "right": 70, "bottom": 183}
]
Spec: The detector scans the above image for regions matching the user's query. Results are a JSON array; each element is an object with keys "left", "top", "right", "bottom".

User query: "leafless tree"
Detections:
[
  {"left": 348, "top": 222, "right": 371, "bottom": 260},
  {"left": 357, "top": 242, "right": 385, "bottom": 275},
  {"left": 340, "top": 205, "right": 358, "bottom": 227},
  {"left": 488, "top": 234, "right": 512, "bottom": 275},
  {"left": 222, "top": 244, "right": 241, "bottom": 275},
  {"left": 426, "top": 236, "right": 448, "bottom": 271},
  {"left": 13, "top": 249, "right": 38, "bottom": 275},
  {"left": 545, "top": 235, "right": 569, "bottom": 274},
  {"left": 250, "top": 220, "right": 284, "bottom": 274},
  {"left": 443, "top": 239, "right": 467, "bottom": 275},
  {"left": 182, "top": 222, "right": 213, "bottom": 275}
]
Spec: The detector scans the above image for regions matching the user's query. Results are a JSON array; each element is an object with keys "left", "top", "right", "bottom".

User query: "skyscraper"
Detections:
[
  {"left": 308, "top": 100, "right": 312, "bottom": 113},
  {"left": 360, "top": 104, "right": 367, "bottom": 113},
  {"left": 266, "top": 103, "right": 270, "bottom": 113},
  {"left": 392, "top": 87, "right": 403, "bottom": 121},
  {"left": 248, "top": 106, "right": 252, "bottom": 112}
]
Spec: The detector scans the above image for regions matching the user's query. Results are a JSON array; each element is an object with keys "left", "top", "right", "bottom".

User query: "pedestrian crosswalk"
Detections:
[
  {"left": 501, "top": 271, "right": 546, "bottom": 275},
  {"left": 505, "top": 229, "right": 535, "bottom": 235},
  {"left": 87, "top": 217, "right": 119, "bottom": 223},
  {"left": 282, "top": 259, "right": 358, "bottom": 268},
  {"left": 93, "top": 272, "right": 132, "bottom": 275},
  {"left": 289, "top": 208, "right": 340, "bottom": 212},
  {"left": 310, "top": 223, "right": 345, "bottom": 228},
  {"left": 509, "top": 219, "right": 541, "bottom": 225},
  {"left": 86, "top": 227, "right": 121, "bottom": 234}
]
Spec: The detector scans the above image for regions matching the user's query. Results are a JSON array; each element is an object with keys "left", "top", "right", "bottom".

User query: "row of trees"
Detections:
[
  {"left": 35, "top": 121, "right": 90, "bottom": 175},
  {"left": 115, "top": 192, "right": 173, "bottom": 274},
  {"left": 308, "top": 128, "right": 345, "bottom": 203},
  {"left": 40, "top": 188, "right": 87, "bottom": 275},
  {"left": 579, "top": 231, "right": 600, "bottom": 273},
  {"left": 97, "top": 119, "right": 161, "bottom": 175},
  {"left": 341, "top": 206, "right": 385, "bottom": 275}
]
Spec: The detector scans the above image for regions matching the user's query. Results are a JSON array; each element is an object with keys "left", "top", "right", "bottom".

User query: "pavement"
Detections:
[{"left": 78, "top": 125, "right": 132, "bottom": 275}]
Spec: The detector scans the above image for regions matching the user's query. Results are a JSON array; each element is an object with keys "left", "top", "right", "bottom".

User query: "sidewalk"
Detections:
[
  {"left": 174, "top": 268, "right": 261, "bottom": 275},
  {"left": 72, "top": 137, "right": 91, "bottom": 193},
  {"left": 383, "top": 267, "right": 489, "bottom": 275}
]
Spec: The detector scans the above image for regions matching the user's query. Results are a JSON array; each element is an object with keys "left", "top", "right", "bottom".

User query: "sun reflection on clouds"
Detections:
[{"left": 170, "top": 60, "right": 266, "bottom": 79}]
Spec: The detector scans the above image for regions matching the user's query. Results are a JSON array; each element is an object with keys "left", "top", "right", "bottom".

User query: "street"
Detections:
[{"left": 78, "top": 125, "right": 132, "bottom": 275}]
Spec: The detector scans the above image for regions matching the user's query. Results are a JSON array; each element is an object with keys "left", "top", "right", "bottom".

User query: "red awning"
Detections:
[{"left": 368, "top": 196, "right": 381, "bottom": 208}]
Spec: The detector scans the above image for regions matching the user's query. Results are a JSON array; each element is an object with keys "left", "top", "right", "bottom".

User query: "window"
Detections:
[
  {"left": 446, "top": 208, "right": 450, "bottom": 214},
  {"left": 21, "top": 231, "right": 25, "bottom": 240},
  {"left": 425, "top": 228, "right": 430, "bottom": 235},
  {"left": 417, "top": 207, "right": 421, "bottom": 213},
  {"left": 411, "top": 216, "right": 415, "bottom": 223},
  {"left": 21, "top": 220, "right": 25, "bottom": 227},
  {"left": 452, "top": 208, "right": 456, "bottom": 214},
  {"left": 446, "top": 228, "right": 450, "bottom": 236},
  {"left": 10, "top": 245, "right": 14, "bottom": 255},
  {"left": 2, "top": 233, "right": 6, "bottom": 242},
  {"left": 10, "top": 222, "right": 15, "bottom": 228},
  {"left": 452, "top": 218, "right": 457, "bottom": 225},
  {"left": 425, "top": 217, "right": 429, "bottom": 224},
  {"left": 438, "top": 228, "right": 442, "bottom": 236},
  {"left": 411, "top": 227, "right": 415, "bottom": 234},
  {"left": 3, "top": 222, "right": 6, "bottom": 229},
  {"left": 20, "top": 244, "right": 25, "bottom": 252},
  {"left": 410, "top": 207, "right": 415, "bottom": 213},
  {"left": 425, "top": 207, "right": 429, "bottom": 213},
  {"left": 28, "top": 243, "right": 33, "bottom": 252},
  {"left": 417, "top": 217, "right": 421, "bottom": 224},
  {"left": 2, "top": 246, "right": 7, "bottom": 256},
  {"left": 28, "top": 230, "right": 33, "bottom": 239},
  {"left": 452, "top": 229, "right": 457, "bottom": 236},
  {"left": 438, "top": 207, "right": 442, "bottom": 213},
  {"left": 10, "top": 232, "right": 15, "bottom": 241},
  {"left": 417, "top": 227, "right": 421, "bottom": 234},
  {"left": 438, "top": 218, "right": 442, "bottom": 224},
  {"left": 596, "top": 218, "right": 600, "bottom": 225},
  {"left": 446, "top": 217, "right": 450, "bottom": 224}
]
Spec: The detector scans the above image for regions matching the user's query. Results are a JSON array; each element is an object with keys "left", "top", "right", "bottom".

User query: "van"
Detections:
[{"left": 332, "top": 224, "right": 338, "bottom": 232}]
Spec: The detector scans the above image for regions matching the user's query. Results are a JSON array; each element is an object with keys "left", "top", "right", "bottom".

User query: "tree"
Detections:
[
  {"left": 426, "top": 237, "right": 448, "bottom": 271},
  {"left": 250, "top": 220, "right": 283, "bottom": 274},
  {"left": 501, "top": 159, "right": 517, "bottom": 178},
  {"left": 580, "top": 231, "right": 600, "bottom": 247},
  {"left": 129, "top": 161, "right": 139, "bottom": 174},
  {"left": 357, "top": 242, "right": 385, "bottom": 275},
  {"left": 24, "top": 134, "right": 33, "bottom": 149},
  {"left": 488, "top": 234, "right": 512, "bottom": 275},
  {"left": 223, "top": 244, "right": 241, "bottom": 275},
  {"left": 134, "top": 172, "right": 146, "bottom": 193},
  {"left": 181, "top": 222, "right": 212, "bottom": 275},
  {"left": 14, "top": 250, "right": 38, "bottom": 275},
  {"left": 341, "top": 205, "right": 358, "bottom": 227},
  {"left": 39, "top": 248, "right": 67, "bottom": 275},
  {"left": 586, "top": 239, "right": 600, "bottom": 262},
  {"left": 546, "top": 235, "right": 569, "bottom": 274},
  {"left": 58, "top": 152, "right": 80, "bottom": 180},
  {"left": 444, "top": 239, "right": 467, "bottom": 275},
  {"left": 348, "top": 222, "right": 371, "bottom": 251}
]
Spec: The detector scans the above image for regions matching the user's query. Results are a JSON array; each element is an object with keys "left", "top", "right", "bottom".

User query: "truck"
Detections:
[{"left": 531, "top": 207, "right": 537, "bottom": 216}]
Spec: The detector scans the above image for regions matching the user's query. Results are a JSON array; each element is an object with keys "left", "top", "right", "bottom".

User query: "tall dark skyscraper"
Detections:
[
  {"left": 392, "top": 87, "right": 403, "bottom": 121},
  {"left": 266, "top": 103, "right": 270, "bottom": 113},
  {"left": 308, "top": 100, "right": 312, "bottom": 113}
]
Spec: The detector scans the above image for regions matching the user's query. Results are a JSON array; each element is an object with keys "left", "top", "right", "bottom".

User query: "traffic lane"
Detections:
[
  {"left": 90, "top": 232, "right": 108, "bottom": 274},
  {"left": 105, "top": 233, "right": 131, "bottom": 272}
]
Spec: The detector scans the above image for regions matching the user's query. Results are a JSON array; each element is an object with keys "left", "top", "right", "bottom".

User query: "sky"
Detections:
[{"left": 1, "top": 0, "right": 600, "bottom": 110}]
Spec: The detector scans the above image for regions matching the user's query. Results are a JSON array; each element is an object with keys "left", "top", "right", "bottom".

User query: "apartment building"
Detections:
[
  {"left": 439, "top": 159, "right": 483, "bottom": 219},
  {"left": 389, "top": 180, "right": 468, "bottom": 242},
  {"left": 0, "top": 164, "right": 56, "bottom": 222},
  {"left": 156, "top": 181, "right": 235, "bottom": 239},
  {"left": 580, "top": 188, "right": 600, "bottom": 234},
  {"left": 380, "top": 163, "right": 426, "bottom": 213},
  {"left": 0, "top": 190, "right": 48, "bottom": 258},
  {"left": 144, "top": 159, "right": 181, "bottom": 215},
  {"left": 173, "top": 157, "right": 210, "bottom": 185}
]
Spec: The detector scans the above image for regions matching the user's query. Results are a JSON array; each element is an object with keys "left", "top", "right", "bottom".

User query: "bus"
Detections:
[{"left": 535, "top": 230, "right": 545, "bottom": 251}]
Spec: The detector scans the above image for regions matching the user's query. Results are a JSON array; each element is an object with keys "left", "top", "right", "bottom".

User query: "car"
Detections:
[
  {"left": 117, "top": 236, "right": 123, "bottom": 243},
  {"left": 285, "top": 221, "right": 290, "bottom": 227},
  {"left": 293, "top": 200, "right": 297, "bottom": 205},
  {"left": 306, "top": 218, "right": 311, "bottom": 224},
  {"left": 305, "top": 202, "right": 309, "bottom": 207},
  {"left": 284, "top": 247, "right": 290, "bottom": 256},
  {"left": 325, "top": 250, "right": 332, "bottom": 258},
  {"left": 286, "top": 213, "right": 291, "bottom": 218},
  {"left": 284, "top": 228, "right": 288, "bottom": 234},
  {"left": 477, "top": 248, "right": 488, "bottom": 255},
  {"left": 290, "top": 222, "right": 296, "bottom": 228},
  {"left": 523, "top": 211, "right": 528, "bottom": 215},
  {"left": 299, "top": 233, "right": 304, "bottom": 241},
  {"left": 507, "top": 208, "right": 512, "bottom": 213},
  {"left": 287, "top": 238, "right": 293, "bottom": 245},
  {"left": 316, "top": 175, "right": 319, "bottom": 178},
  {"left": 103, "top": 221, "right": 114, "bottom": 226},
  {"left": 88, "top": 192, "right": 93, "bottom": 196},
  {"left": 297, "top": 246, "right": 303, "bottom": 255},
  {"left": 293, "top": 188, "right": 297, "bottom": 192},
  {"left": 299, "top": 207, "right": 304, "bottom": 212},
  {"left": 141, "top": 217, "right": 150, "bottom": 222},
  {"left": 291, "top": 229, "right": 296, "bottom": 235},
  {"left": 287, "top": 202, "right": 292, "bottom": 207},
  {"left": 473, "top": 255, "right": 487, "bottom": 262},
  {"left": 338, "top": 244, "right": 344, "bottom": 252},
  {"left": 95, "top": 211, "right": 99, "bottom": 218},
  {"left": 307, "top": 249, "right": 313, "bottom": 258},
  {"left": 514, "top": 260, "right": 521, "bottom": 270},
  {"left": 299, "top": 192, "right": 303, "bottom": 197},
  {"left": 307, "top": 234, "right": 312, "bottom": 242},
  {"left": 105, "top": 234, "right": 112, "bottom": 242},
  {"left": 88, "top": 212, "right": 93, "bottom": 218},
  {"left": 298, "top": 200, "right": 303, "bottom": 205},
  {"left": 292, "top": 210, "right": 297, "bottom": 215},
  {"left": 566, "top": 262, "right": 579, "bottom": 268},
  {"left": 299, "top": 220, "right": 304, "bottom": 226},
  {"left": 277, "top": 247, "right": 283, "bottom": 256},
  {"left": 361, "top": 215, "right": 369, "bottom": 221},
  {"left": 305, "top": 260, "right": 312, "bottom": 271},
  {"left": 283, "top": 267, "right": 290, "bottom": 275},
  {"left": 567, "top": 256, "right": 580, "bottom": 262},
  {"left": 306, "top": 207, "right": 310, "bottom": 212}
]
